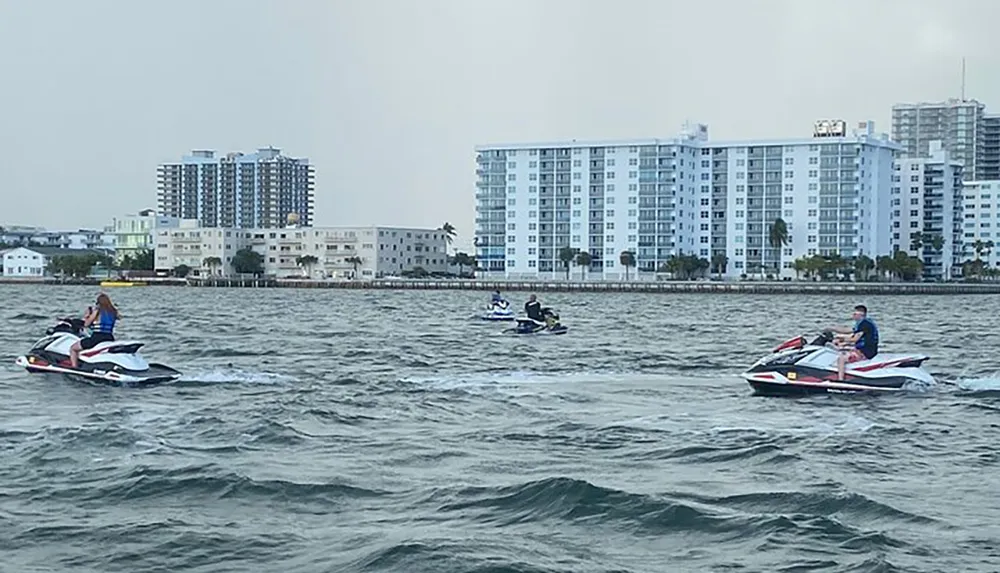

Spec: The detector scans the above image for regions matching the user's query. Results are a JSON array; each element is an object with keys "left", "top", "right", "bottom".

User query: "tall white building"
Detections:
[
  {"left": 475, "top": 120, "right": 901, "bottom": 279},
  {"left": 154, "top": 223, "right": 449, "bottom": 278},
  {"left": 891, "top": 142, "right": 965, "bottom": 280},
  {"left": 961, "top": 180, "right": 1000, "bottom": 270}
]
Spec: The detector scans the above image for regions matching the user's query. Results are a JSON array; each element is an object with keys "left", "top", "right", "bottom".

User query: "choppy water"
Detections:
[{"left": 1, "top": 285, "right": 999, "bottom": 573}]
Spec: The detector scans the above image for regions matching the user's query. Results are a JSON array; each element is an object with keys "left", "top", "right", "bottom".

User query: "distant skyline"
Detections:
[{"left": 2, "top": 0, "right": 1000, "bottom": 252}]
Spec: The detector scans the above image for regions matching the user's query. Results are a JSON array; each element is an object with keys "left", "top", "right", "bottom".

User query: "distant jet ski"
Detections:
[
  {"left": 481, "top": 300, "right": 515, "bottom": 321},
  {"left": 14, "top": 317, "right": 181, "bottom": 386},
  {"left": 505, "top": 308, "right": 568, "bottom": 335},
  {"left": 743, "top": 331, "right": 933, "bottom": 395}
]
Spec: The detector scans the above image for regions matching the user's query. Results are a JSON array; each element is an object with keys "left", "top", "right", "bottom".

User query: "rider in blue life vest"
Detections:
[
  {"left": 70, "top": 293, "right": 119, "bottom": 368},
  {"left": 830, "top": 304, "right": 880, "bottom": 381},
  {"left": 491, "top": 290, "right": 506, "bottom": 305}
]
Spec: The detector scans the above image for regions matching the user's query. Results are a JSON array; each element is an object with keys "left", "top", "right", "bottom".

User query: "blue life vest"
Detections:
[
  {"left": 93, "top": 309, "right": 116, "bottom": 334},
  {"left": 853, "top": 317, "right": 878, "bottom": 353}
]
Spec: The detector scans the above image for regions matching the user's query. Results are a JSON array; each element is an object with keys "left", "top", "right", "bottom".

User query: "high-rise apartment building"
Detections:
[
  {"left": 157, "top": 147, "right": 315, "bottom": 229},
  {"left": 890, "top": 142, "right": 965, "bottom": 280},
  {"left": 891, "top": 99, "right": 998, "bottom": 181},
  {"left": 475, "top": 120, "right": 901, "bottom": 279}
]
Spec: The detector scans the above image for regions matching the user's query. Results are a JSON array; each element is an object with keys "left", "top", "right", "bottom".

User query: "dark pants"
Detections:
[{"left": 80, "top": 332, "right": 114, "bottom": 350}]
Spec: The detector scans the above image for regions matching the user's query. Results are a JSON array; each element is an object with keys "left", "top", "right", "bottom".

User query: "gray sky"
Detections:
[{"left": 1, "top": 0, "right": 997, "bottom": 252}]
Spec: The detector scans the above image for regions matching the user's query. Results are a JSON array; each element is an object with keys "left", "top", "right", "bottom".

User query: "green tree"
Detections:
[
  {"left": 559, "top": 246, "right": 579, "bottom": 280},
  {"left": 450, "top": 252, "right": 475, "bottom": 276},
  {"left": 854, "top": 254, "right": 875, "bottom": 281},
  {"left": 173, "top": 264, "right": 191, "bottom": 278},
  {"left": 768, "top": 218, "right": 790, "bottom": 278},
  {"left": 619, "top": 250, "right": 636, "bottom": 281},
  {"left": 232, "top": 248, "right": 264, "bottom": 276},
  {"left": 710, "top": 252, "right": 728, "bottom": 279},
  {"left": 575, "top": 250, "right": 593, "bottom": 280},
  {"left": 202, "top": 256, "right": 223, "bottom": 276},
  {"left": 296, "top": 254, "right": 318, "bottom": 277},
  {"left": 345, "top": 255, "right": 363, "bottom": 278},
  {"left": 440, "top": 222, "right": 456, "bottom": 252}
]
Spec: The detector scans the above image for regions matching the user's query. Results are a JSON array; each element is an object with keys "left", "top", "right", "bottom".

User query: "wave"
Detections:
[
  {"left": 48, "top": 464, "right": 388, "bottom": 506},
  {"left": 426, "top": 477, "right": 919, "bottom": 550}
]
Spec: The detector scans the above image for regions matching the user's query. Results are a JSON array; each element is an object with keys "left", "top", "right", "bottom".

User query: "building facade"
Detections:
[
  {"left": 475, "top": 121, "right": 901, "bottom": 280},
  {"left": 1, "top": 246, "right": 108, "bottom": 277},
  {"left": 0, "top": 227, "right": 115, "bottom": 253},
  {"left": 154, "top": 223, "right": 449, "bottom": 278},
  {"left": 891, "top": 99, "right": 1000, "bottom": 181},
  {"left": 109, "top": 209, "right": 180, "bottom": 262},
  {"left": 890, "top": 142, "right": 965, "bottom": 280},
  {"left": 157, "top": 147, "right": 315, "bottom": 229},
  {"left": 960, "top": 180, "right": 1000, "bottom": 270}
]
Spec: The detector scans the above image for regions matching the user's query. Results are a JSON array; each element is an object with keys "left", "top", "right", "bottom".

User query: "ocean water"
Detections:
[{"left": 1, "top": 284, "right": 999, "bottom": 573}]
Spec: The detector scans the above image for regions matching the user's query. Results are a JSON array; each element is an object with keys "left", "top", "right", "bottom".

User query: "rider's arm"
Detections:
[{"left": 82, "top": 307, "right": 98, "bottom": 328}]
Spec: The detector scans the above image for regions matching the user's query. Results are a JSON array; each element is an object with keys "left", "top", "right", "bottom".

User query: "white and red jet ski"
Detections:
[
  {"left": 14, "top": 317, "right": 181, "bottom": 386},
  {"left": 743, "top": 331, "right": 934, "bottom": 395}
]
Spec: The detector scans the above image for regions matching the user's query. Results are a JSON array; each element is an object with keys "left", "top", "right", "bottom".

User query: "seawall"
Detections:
[{"left": 2, "top": 276, "right": 998, "bottom": 295}]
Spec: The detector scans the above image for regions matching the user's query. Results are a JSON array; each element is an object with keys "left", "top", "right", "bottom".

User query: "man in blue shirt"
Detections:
[{"left": 830, "top": 304, "right": 880, "bottom": 381}]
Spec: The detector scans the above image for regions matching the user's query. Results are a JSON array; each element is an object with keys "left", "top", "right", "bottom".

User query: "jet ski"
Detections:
[
  {"left": 481, "top": 299, "right": 515, "bottom": 321},
  {"left": 506, "top": 308, "right": 568, "bottom": 335},
  {"left": 742, "top": 331, "right": 933, "bottom": 396},
  {"left": 14, "top": 317, "right": 181, "bottom": 386}
]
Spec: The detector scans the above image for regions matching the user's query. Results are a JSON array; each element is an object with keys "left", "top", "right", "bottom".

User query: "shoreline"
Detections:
[{"left": 2, "top": 276, "right": 999, "bottom": 295}]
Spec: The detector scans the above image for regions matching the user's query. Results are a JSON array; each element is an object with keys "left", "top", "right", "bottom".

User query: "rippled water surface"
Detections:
[{"left": 2, "top": 285, "right": 999, "bottom": 573}]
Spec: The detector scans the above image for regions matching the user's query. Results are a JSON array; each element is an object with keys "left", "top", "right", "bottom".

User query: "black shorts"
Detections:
[{"left": 80, "top": 332, "right": 115, "bottom": 350}]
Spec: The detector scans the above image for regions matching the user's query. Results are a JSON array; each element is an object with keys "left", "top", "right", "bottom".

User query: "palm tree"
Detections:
[
  {"left": 345, "top": 255, "right": 363, "bottom": 278},
  {"left": 768, "top": 218, "right": 789, "bottom": 279},
  {"left": 296, "top": 254, "right": 319, "bottom": 277},
  {"left": 575, "top": 250, "right": 593, "bottom": 280},
  {"left": 928, "top": 234, "right": 945, "bottom": 252},
  {"left": 619, "top": 250, "right": 636, "bottom": 281},
  {"left": 559, "top": 246, "right": 578, "bottom": 280},
  {"left": 710, "top": 253, "right": 728, "bottom": 280},
  {"left": 854, "top": 255, "right": 875, "bottom": 282},
  {"left": 910, "top": 231, "right": 924, "bottom": 254},
  {"left": 202, "top": 256, "right": 223, "bottom": 277},
  {"left": 440, "top": 222, "right": 456, "bottom": 252}
]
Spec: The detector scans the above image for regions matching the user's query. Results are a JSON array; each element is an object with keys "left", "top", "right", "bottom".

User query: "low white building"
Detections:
[
  {"left": 1, "top": 247, "right": 45, "bottom": 277},
  {"left": 154, "top": 224, "right": 450, "bottom": 278},
  {"left": 2, "top": 246, "right": 108, "bottom": 277}
]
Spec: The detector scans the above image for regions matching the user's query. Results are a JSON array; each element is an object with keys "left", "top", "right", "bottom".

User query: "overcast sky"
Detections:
[{"left": 1, "top": 0, "right": 998, "bottom": 251}]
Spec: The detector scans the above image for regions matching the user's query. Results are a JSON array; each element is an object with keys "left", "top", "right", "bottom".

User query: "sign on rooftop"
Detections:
[{"left": 813, "top": 119, "right": 846, "bottom": 138}]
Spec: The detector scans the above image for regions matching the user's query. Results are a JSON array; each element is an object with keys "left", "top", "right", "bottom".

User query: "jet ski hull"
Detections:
[
  {"left": 15, "top": 354, "right": 181, "bottom": 386},
  {"left": 742, "top": 334, "right": 933, "bottom": 396},
  {"left": 481, "top": 302, "right": 516, "bottom": 321},
  {"left": 15, "top": 318, "right": 182, "bottom": 386}
]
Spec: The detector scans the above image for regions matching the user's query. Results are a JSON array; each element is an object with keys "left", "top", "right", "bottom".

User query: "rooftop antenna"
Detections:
[{"left": 961, "top": 57, "right": 966, "bottom": 100}]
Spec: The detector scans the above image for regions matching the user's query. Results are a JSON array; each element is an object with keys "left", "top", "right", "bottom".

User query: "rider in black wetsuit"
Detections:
[{"left": 524, "top": 294, "right": 544, "bottom": 322}]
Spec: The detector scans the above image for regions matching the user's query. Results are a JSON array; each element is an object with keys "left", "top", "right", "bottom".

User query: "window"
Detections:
[
  {"left": 808, "top": 170, "right": 817, "bottom": 177},
  {"left": 784, "top": 196, "right": 793, "bottom": 204},
  {"left": 785, "top": 157, "right": 794, "bottom": 165}
]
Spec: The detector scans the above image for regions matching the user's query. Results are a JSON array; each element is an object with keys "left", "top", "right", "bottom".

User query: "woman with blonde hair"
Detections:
[{"left": 69, "top": 292, "right": 119, "bottom": 368}]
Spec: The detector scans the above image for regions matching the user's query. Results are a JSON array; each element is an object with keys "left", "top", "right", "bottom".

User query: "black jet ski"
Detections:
[
  {"left": 505, "top": 308, "right": 568, "bottom": 335},
  {"left": 14, "top": 317, "right": 181, "bottom": 386},
  {"left": 743, "top": 331, "right": 934, "bottom": 396}
]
